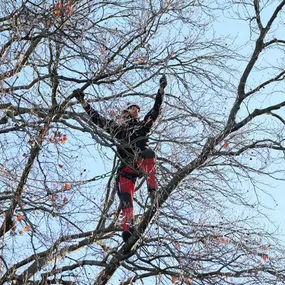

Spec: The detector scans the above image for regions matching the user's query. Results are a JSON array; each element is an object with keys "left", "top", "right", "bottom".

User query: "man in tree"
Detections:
[{"left": 74, "top": 75, "right": 167, "bottom": 242}]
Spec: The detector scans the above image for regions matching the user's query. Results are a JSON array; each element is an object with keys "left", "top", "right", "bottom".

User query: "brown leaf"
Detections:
[
  {"left": 223, "top": 141, "right": 229, "bottom": 148},
  {"left": 17, "top": 215, "right": 24, "bottom": 222},
  {"left": 172, "top": 276, "right": 178, "bottom": 283},
  {"left": 65, "top": 183, "right": 71, "bottom": 190}
]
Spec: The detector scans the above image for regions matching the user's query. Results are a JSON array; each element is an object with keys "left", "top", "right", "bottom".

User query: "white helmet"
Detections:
[{"left": 122, "top": 102, "right": 141, "bottom": 113}]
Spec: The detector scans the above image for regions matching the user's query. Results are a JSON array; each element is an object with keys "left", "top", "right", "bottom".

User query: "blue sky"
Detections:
[{"left": 213, "top": 4, "right": 285, "bottom": 236}]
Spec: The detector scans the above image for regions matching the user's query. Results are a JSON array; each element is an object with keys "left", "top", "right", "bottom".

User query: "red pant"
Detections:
[{"left": 116, "top": 157, "right": 157, "bottom": 231}]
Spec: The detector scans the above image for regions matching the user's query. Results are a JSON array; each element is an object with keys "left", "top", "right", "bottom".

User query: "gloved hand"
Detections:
[
  {"left": 73, "top": 89, "right": 85, "bottom": 102},
  {"left": 159, "top": 75, "right": 167, "bottom": 89}
]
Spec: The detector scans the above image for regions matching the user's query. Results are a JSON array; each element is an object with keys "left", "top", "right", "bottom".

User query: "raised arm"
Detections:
[
  {"left": 143, "top": 75, "right": 167, "bottom": 125},
  {"left": 73, "top": 89, "right": 116, "bottom": 133}
]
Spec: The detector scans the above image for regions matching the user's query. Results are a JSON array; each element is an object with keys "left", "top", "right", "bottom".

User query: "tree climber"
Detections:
[{"left": 74, "top": 75, "right": 167, "bottom": 242}]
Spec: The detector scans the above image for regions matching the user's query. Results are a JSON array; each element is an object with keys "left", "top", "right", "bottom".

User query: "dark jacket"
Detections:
[{"left": 83, "top": 89, "right": 164, "bottom": 163}]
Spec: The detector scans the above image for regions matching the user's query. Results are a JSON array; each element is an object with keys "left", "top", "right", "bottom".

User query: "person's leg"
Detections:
[
  {"left": 137, "top": 149, "right": 158, "bottom": 192},
  {"left": 138, "top": 157, "right": 157, "bottom": 191},
  {"left": 117, "top": 166, "right": 137, "bottom": 241}
]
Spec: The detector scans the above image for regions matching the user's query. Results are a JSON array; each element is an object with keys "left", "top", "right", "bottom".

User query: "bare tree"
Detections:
[{"left": 0, "top": 0, "right": 285, "bottom": 284}]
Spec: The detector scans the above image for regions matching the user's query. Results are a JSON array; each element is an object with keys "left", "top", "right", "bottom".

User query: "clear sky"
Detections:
[{"left": 213, "top": 4, "right": 285, "bottom": 237}]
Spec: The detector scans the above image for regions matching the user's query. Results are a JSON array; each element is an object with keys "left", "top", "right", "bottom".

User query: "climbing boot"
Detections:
[{"left": 122, "top": 227, "right": 134, "bottom": 242}]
